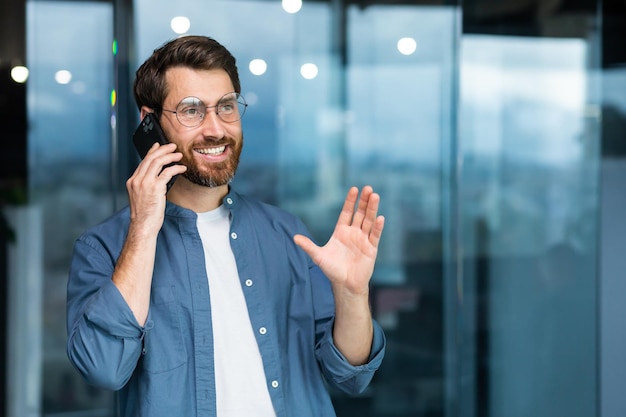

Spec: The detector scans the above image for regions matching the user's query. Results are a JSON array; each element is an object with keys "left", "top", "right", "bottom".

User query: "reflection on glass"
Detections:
[
  {"left": 26, "top": 1, "right": 115, "bottom": 414},
  {"left": 459, "top": 35, "right": 598, "bottom": 417}
]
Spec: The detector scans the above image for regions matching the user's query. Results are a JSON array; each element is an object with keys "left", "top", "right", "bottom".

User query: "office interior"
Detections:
[{"left": 1, "top": 0, "right": 625, "bottom": 416}]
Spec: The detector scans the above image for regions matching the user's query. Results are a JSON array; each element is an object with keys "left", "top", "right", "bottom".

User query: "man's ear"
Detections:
[{"left": 139, "top": 106, "right": 155, "bottom": 121}]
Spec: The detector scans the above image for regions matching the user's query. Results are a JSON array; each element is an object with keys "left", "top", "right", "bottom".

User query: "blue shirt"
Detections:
[{"left": 66, "top": 189, "right": 386, "bottom": 417}]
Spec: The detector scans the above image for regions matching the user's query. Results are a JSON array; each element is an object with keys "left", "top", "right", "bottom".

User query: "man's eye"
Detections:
[
  {"left": 181, "top": 107, "right": 201, "bottom": 116},
  {"left": 219, "top": 103, "right": 235, "bottom": 113}
]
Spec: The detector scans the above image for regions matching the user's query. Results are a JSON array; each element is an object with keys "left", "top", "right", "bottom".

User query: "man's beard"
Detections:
[{"left": 181, "top": 136, "right": 243, "bottom": 188}]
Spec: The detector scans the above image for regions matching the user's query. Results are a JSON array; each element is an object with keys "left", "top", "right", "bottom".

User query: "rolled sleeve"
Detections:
[
  {"left": 83, "top": 280, "right": 144, "bottom": 338},
  {"left": 67, "top": 237, "right": 146, "bottom": 391},
  {"left": 316, "top": 319, "right": 386, "bottom": 395}
]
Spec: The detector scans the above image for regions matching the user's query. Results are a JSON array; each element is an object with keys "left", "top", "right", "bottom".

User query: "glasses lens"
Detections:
[
  {"left": 176, "top": 97, "right": 205, "bottom": 127},
  {"left": 217, "top": 93, "right": 247, "bottom": 123}
]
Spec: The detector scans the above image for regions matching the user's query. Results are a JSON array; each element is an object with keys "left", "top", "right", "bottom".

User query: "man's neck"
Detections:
[{"left": 166, "top": 177, "right": 229, "bottom": 213}]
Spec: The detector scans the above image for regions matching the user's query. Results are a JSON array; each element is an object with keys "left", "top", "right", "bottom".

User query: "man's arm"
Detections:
[
  {"left": 293, "top": 185, "right": 385, "bottom": 365},
  {"left": 66, "top": 143, "right": 186, "bottom": 388},
  {"left": 67, "top": 238, "right": 146, "bottom": 390},
  {"left": 113, "top": 142, "right": 185, "bottom": 325}
]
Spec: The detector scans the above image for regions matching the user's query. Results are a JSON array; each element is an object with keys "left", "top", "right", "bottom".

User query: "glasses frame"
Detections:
[{"left": 160, "top": 92, "right": 247, "bottom": 127}]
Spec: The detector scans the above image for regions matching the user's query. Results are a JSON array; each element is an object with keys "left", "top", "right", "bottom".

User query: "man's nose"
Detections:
[{"left": 199, "top": 110, "right": 225, "bottom": 139}]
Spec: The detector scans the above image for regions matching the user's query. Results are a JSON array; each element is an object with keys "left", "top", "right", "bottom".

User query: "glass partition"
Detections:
[
  {"left": 458, "top": 34, "right": 600, "bottom": 416},
  {"left": 342, "top": 6, "right": 458, "bottom": 416},
  {"left": 26, "top": 1, "right": 116, "bottom": 414}
]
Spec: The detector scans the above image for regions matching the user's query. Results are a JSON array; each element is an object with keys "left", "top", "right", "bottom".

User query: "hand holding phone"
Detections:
[{"left": 132, "top": 113, "right": 178, "bottom": 190}]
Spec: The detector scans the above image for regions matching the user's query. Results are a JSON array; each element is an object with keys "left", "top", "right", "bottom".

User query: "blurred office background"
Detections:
[{"left": 1, "top": 0, "right": 625, "bottom": 416}]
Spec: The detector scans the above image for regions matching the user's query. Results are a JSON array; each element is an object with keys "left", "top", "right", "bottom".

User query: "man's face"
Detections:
[{"left": 156, "top": 67, "right": 243, "bottom": 188}]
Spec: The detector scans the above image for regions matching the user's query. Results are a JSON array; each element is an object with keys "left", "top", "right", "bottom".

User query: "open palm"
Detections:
[{"left": 294, "top": 186, "right": 385, "bottom": 295}]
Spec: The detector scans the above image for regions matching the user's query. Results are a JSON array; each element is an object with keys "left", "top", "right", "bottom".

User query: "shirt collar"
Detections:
[{"left": 163, "top": 187, "right": 240, "bottom": 218}]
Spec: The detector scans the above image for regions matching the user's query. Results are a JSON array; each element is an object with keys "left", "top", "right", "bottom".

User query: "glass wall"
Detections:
[
  {"left": 11, "top": 0, "right": 613, "bottom": 416},
  {"left": 458, "top": 35, "right": 599, "bottom": 416},
  {"left": 457, "top": 4, "right": 602, "bottom": 415},
  {"left": 25, "top": 1, "right": 116, "bottom": 415}
]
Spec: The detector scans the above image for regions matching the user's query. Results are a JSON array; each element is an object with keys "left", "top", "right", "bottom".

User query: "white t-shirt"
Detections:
[{"left": 197, "top": 205, "right": 276, "bottom": 417}]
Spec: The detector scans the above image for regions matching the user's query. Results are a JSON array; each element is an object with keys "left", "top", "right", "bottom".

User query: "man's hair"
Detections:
[{"left": 133, "top": 35, "right": 241, "bottom": 112}]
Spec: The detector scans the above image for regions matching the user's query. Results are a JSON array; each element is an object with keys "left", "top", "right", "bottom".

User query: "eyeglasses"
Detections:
[{"left": 160, "top": 92, "right": 247, "bottom": 127}]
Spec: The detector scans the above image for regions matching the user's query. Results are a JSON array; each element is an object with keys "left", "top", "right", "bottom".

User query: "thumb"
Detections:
[{"left": 293, "top": 234, "right": 321, "bottom": 262}]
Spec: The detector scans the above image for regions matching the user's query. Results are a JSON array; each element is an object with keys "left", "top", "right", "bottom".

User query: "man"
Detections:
[{"left": 66, "top": 35, "right": 386, "bottom": 417}]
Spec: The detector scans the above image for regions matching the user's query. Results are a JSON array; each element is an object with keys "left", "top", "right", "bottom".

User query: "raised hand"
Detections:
[{"left": 293, "top": 185, "right": 385, "bottom": 295}]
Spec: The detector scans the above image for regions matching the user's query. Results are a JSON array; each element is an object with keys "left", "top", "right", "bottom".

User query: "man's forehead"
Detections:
[{"left": 163, "top": 67, "right": 234, "bottom": 104}]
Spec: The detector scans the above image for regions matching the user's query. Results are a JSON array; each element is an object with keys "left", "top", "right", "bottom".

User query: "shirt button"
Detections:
[
  {"left": 231, "top": 232, "right": 238, "bottom": 239},
  {"left": 245, "top": 279, "right": 253, "bottom": 287},
  {"left": 259, "top": 327, "right": 267, "bottom": 335},
  {"left": 271, "top": 380, "right": 279, "bottom": 388},
  {"left": 226, "top": 197, "right": 233, "bottom": 205}
]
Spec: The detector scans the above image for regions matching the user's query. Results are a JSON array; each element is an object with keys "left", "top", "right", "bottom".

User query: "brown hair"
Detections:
[{"left": 133, "top": 35, "right": 241, "bottom": 112}]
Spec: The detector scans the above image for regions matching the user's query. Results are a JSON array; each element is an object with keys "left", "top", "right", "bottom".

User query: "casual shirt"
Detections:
[
  {"left": 197, "top": 205, "right": 276, "bottom": 416},
  {"left": 66, "top": 188, "right": 386, "bottom": 417}
]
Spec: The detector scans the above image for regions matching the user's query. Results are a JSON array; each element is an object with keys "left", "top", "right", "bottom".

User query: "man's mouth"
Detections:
[{"left": 195, "top": 145, "right": 226, "bottom": 156}]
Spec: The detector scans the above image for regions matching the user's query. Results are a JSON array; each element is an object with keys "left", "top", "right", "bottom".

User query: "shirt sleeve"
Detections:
[
  {"left": 66, "top": 236, "right": 147, "bottom": 391},
  {"left": 309, "top": 263, "right": 387, "bottom": 395},
  {"left": 315, "top": 317, "right": 386, "bottom": 395}
]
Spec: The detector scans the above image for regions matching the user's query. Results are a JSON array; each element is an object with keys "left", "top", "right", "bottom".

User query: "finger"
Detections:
[
  {"left": 134, "top": 143, "right": 175, "bottom": 177},
  {"left": 132, "top": 142, "right": 160, "bottom": 177},
  {"left": 369, "top": 215, "right": 385, "bottom": 248},
  {"left": 160, "top": 163, "right": 187, "bottom": 177},
  {"left": 293, "top": 234, "right": 322, "bottom": 265},
  {"left": 141, "top": 144, "right": 182, "bottom": 181},
  {"left": 336, "top": 186, "right": 359, "bottom": 227},
  {"left": 146, "top": 141, "right": 177, "bottom": 155},
  {"left": 128, "top": 145, "right": 182, "bottom": 194},
  {"left": 352, "top": 185, "right": 374, "bottom": 229},
  {"left": 159, "top": 163, "right": 187, "bottom": 186},
  {"left": 360, "top": 191, "right": 380, "bottom": 235}
]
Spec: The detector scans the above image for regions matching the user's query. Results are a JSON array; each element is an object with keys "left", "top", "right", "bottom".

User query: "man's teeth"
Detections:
[{"left": 197, "top": 146, "right": 226, "bottom": 155}]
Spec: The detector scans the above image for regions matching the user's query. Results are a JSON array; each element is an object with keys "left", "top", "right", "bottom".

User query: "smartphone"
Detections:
[
  {"left": 133, "top": 113, "right": 169, "bottom": 158},
  {"left": 132, "top": 113, "right": 177, "bottom": 189}
]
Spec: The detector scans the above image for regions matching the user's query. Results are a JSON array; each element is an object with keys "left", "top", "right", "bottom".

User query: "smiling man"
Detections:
[{"left": 66, "top": 35, "right": 386, "bottom": 417}]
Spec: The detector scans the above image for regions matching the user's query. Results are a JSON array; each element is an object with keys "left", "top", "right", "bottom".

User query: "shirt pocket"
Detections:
[{"left": 142, "top": 285, "right": 187, "bottom": 374}]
